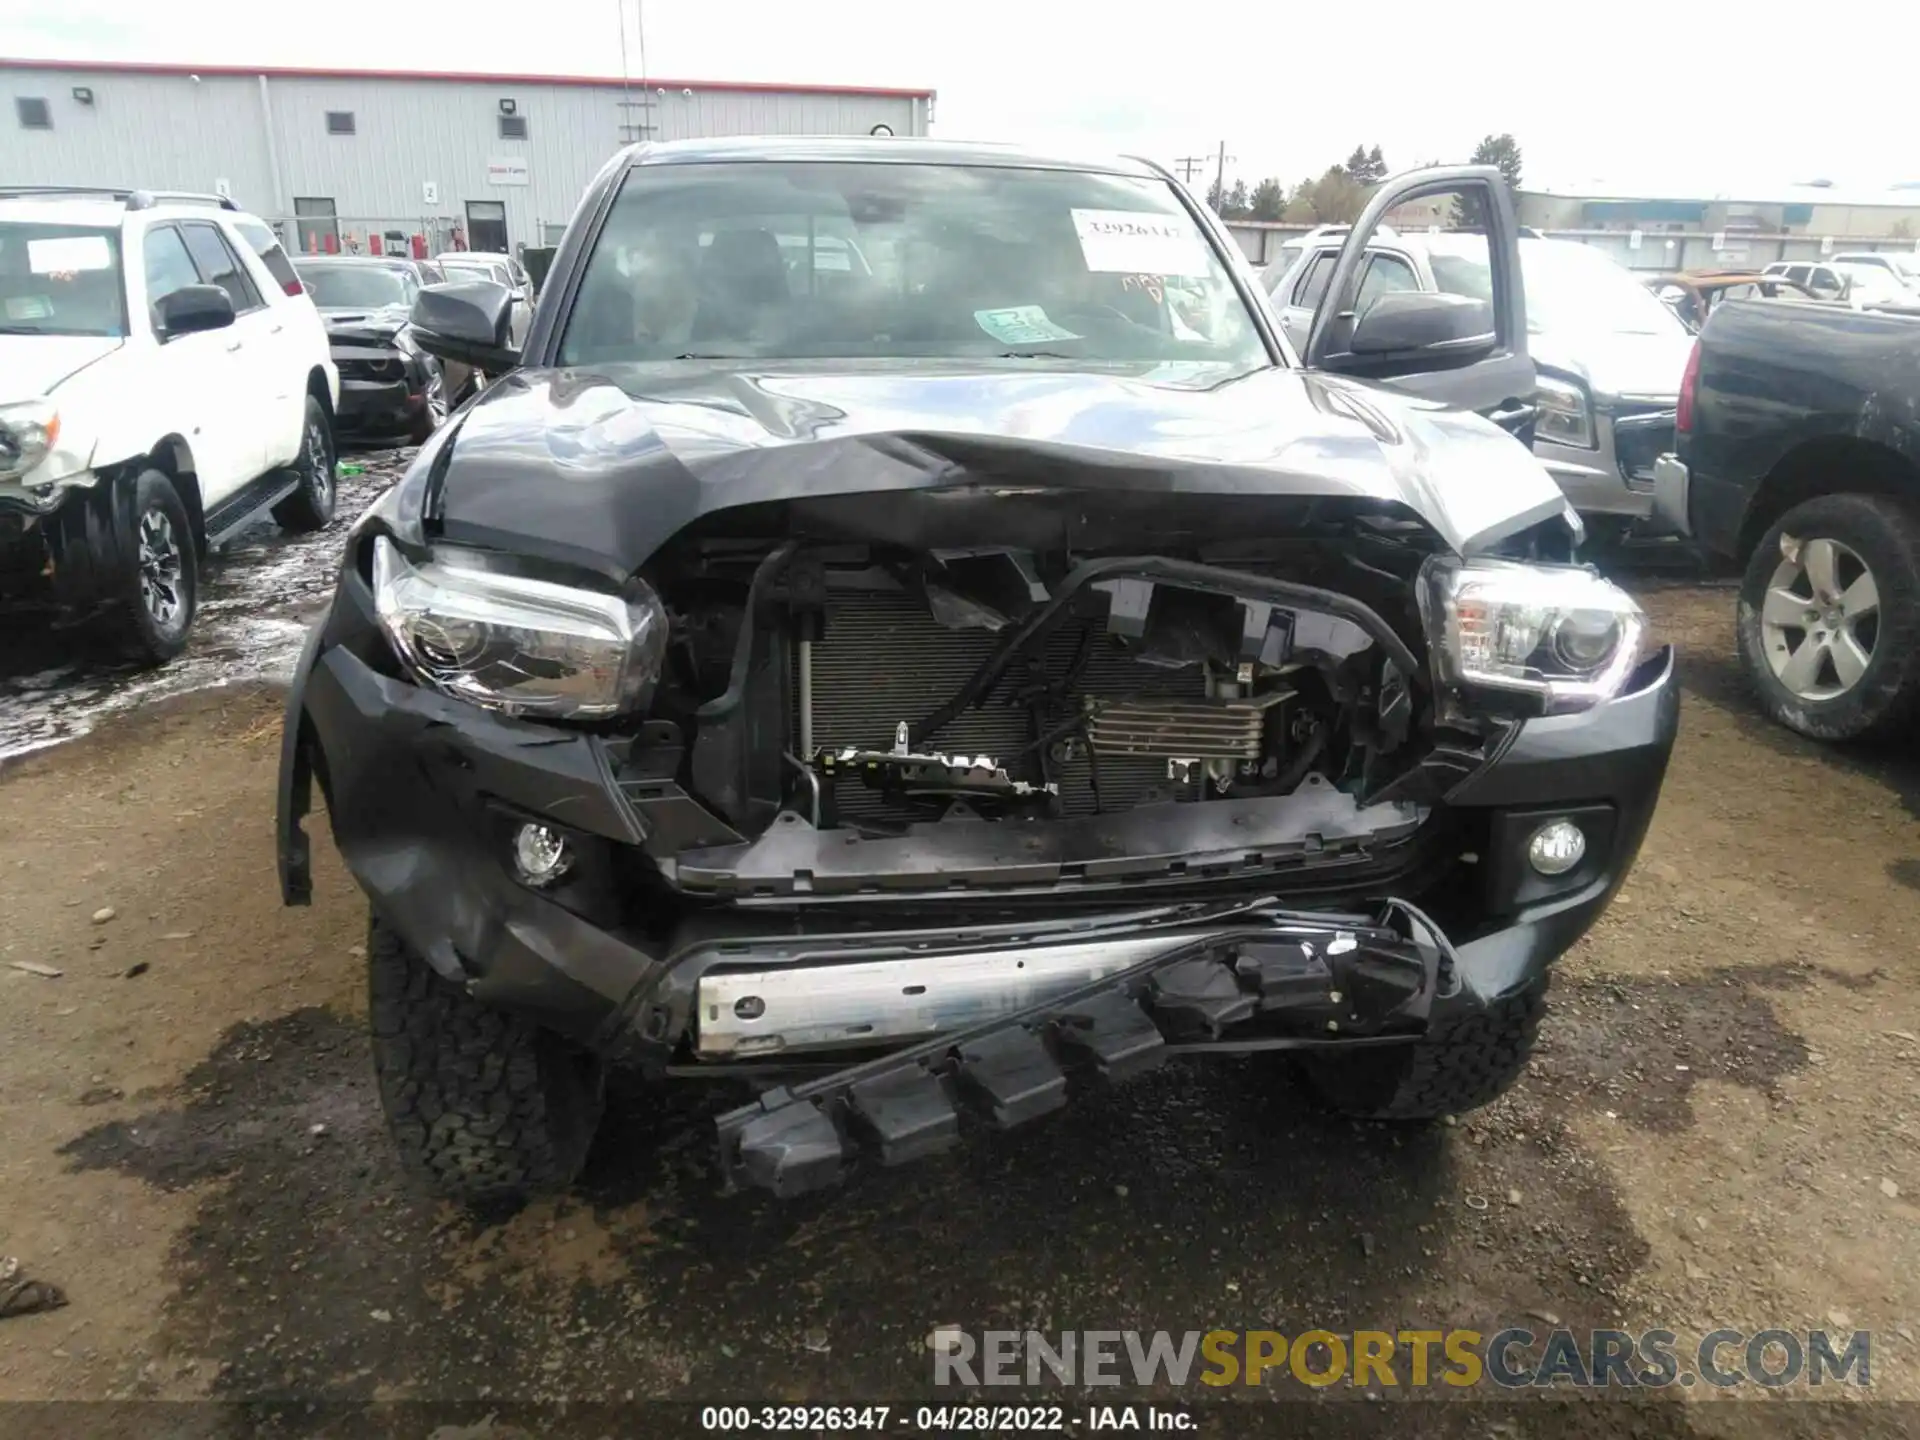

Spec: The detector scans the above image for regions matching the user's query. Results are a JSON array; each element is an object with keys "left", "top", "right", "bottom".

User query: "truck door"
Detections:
[{"left": 1305, "top": 167, "right": 1536, "bottom": 445}]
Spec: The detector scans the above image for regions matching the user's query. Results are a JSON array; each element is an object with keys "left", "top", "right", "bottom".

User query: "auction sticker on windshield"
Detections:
[
  {"left": 1071, "top": 209, "right": 1211, "bottom": 277},
  {"left": 974, "top": 305, "right": 1081, "bottom": 346},
  {"left": 28, "top": 236, "right": 114, "bottom": 273}
]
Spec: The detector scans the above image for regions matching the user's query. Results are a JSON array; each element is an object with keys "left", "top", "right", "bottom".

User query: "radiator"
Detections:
[{"left": 799, "top": 588, "right": 1208, "bottom": 817}]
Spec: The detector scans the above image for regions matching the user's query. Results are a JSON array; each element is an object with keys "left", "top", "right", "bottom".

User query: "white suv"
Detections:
[{"left": 0, "top": 187, "right": 338, "bottom": 662}]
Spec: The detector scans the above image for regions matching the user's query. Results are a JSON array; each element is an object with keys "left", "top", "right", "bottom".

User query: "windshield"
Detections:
[
  {"left": 295, "top": 262, "right": 409, "bottom": 308},
  {"left": 443, "top": 260, "right": 508, "bottom": 285},
  {"left": 1428, "top": 237, "right": 1686, "bottom": 338},
  {"left": 0, "top": 222, "right": 127, "bottom": 337},
  {"left": 558, "top": 161, "right": 1267, "bottom": 372}
]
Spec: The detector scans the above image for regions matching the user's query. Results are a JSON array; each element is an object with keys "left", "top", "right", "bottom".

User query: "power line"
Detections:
[{"left": 1173, "top": 155, "right": 1209, "bottom": 184}]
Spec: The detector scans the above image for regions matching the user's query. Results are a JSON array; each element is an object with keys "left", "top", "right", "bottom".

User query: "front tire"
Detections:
[
  {"left": 366, "top": 912, "right": 605, "bottom": 1208},
  {"left": 111, "top": 467, "right": 199, "bottom": 666},
  {"left": 271, "top": 395, "right": 337, "bottom": 534},
  {"left": 1735, "top": 493, "right": 1920, "bottom": 741},
  {"left": 1300, "top": 979, "right": 1548, "bottom": 1120}
]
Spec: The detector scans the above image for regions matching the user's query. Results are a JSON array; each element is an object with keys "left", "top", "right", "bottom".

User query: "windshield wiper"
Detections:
[{"left": 994, "top": 349, "right": 1080, "bottom": 360}]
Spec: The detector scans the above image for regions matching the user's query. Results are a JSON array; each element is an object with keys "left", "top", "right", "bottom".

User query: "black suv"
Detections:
[{"left": 277, "top": 138, "right": 1676, "bottom": 1203}]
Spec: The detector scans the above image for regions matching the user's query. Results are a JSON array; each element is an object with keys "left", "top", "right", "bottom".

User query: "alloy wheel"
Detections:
[
  {"left": 1759, "top": 535, "right": 1880, "bottom": 701},
  {"left": 137, "top": 507, "right": 185, "bottom": 629}
]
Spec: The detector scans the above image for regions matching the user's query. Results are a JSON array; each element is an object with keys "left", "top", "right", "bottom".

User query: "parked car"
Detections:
[
  {"left": 1655, "top": 300, "right": 1920, "bottom": 740},
  {"left": 1268, "top": 231, "right": 1694, "bottom": 536},
  {"left": 278, "top": 141, "right": 1675, "bottom": 1206},
  {"left": 1828, "top": 251, "right": 1920, "bottom": 295},
  {"left": 1645, "top": 269, "right": 1819, "bottom": 332},
  {"left": 1759, "top": 259, "right": 1918, "bottom": 311},
  {"left": 434, "top": 251, "right": 534, "bottom": 346},
  {"left": 292, "top": 255, "right": 462, "bottom": 442},
  {"left": 1, "top": 186, "right": 337, "bottom": 663}
]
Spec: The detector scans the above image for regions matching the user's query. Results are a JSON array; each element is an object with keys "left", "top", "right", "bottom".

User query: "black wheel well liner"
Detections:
[{"left": 1740, "top": 436, "right": 1920, "bottom": 560}]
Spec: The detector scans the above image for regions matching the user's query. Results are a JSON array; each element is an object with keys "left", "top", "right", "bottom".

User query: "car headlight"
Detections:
[
  {"left": 1420, "top": 557, "right": 1645, "bottom": 714},
  {"left": 372, "top": 535, "right": 668, "bottom": 719},
  {"left": 1534, "top": 374, "right": 1595, "bottom": 449},
  {"left": 0, "top": 398, "right": 61, "bottom": 479}
]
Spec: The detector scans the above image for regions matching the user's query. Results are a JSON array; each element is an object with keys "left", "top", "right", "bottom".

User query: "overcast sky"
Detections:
[{"left": 8, "top": 0, "right": 1916, "bottom": 196}]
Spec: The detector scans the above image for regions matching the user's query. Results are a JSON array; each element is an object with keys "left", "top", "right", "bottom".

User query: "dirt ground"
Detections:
[{"left": 2, "top": 580, "right": 1919, "bottom": 1437}]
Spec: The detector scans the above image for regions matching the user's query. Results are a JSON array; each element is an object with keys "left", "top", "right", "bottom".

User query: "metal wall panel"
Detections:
[{"left": 3, "top": 65, "right": 923, "bottom": 252}]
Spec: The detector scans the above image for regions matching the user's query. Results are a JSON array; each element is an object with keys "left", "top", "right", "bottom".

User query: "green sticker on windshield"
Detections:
[{"left": 973, "top": 305, "right": 1080, "bottom": 346}]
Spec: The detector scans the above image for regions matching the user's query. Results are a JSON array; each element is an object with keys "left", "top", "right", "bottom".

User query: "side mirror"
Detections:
[
  {"left": 1348, "top": 291, "right": 1495, "bottom": 357},
  {"left": 410, "top": 281, "right": 521, "bottom": 373},
  {"left": 155, "top": 284, "right": 235, "bottom": 340}
]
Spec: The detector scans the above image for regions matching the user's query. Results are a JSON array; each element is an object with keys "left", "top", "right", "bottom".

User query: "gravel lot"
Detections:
[{"left": 2, "top": 456, "right": 1918, "bottom": 1437}]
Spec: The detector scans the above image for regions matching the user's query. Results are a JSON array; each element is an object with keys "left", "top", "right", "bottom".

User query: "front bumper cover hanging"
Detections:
[{"left": 714, "top": 898, "right": 1453, "bottom": 1196}]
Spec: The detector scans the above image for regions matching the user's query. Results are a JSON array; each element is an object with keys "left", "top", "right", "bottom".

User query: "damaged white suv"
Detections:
[{"left": 0, "top": 187, "right": 338, "bottom": 662}]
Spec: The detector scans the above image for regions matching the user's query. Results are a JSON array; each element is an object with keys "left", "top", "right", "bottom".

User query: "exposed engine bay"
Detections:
[{"left": 635, "top": 537, "right": 1438, "bottom": 852}]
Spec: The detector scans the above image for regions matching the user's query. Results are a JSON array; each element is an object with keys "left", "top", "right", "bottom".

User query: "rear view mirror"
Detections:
[
  {"left": 1349, "top": 291, "right": 1494, "bottom": 357},
  {"left": 410, "top": 281, "right": 520, "bottom": 374},
  {"left": 155, "top": 284, "right": 235, "bottom": 340}
]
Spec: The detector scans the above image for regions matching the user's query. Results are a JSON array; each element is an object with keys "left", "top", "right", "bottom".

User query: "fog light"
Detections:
[
  {"left": 1526, "top": 819, "right": 1586, "bottom": 876},
  {"left": 512, "top": 823, "right": 573, "bottom": 887}
]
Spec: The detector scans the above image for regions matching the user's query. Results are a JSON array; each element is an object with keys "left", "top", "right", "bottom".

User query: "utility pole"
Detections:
[
  {"left": 1173, "top": 155, "right": 1209, "bottom": 184},
  {"left": 1212, "top": 141, "right": 1236, "bottom": 210}
]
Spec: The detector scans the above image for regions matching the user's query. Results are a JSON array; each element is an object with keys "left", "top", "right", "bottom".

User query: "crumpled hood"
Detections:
[
  {"left": 415, "top": 361, "right": 1569, "bottom": 578},
  {"left": 1534, "top": 327, "right": 1692, "bottom": 401},
  {"left": 321, "top": 304, "right": 409, "bottom": 345},
  {"left": 0, "top": 335, "right": 124, "bottom": 399}
]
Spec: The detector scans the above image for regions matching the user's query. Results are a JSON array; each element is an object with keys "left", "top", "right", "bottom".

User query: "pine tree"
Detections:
[{"left": 1249, "top": 177, "right": 1286, "bottom": 222}]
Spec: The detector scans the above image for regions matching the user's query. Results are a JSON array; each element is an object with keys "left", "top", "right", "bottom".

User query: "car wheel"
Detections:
[
  {"left": 1735, "top": 493, "right": 1920, "bottom": 741},
  {"left": 270, "top": 395, "right": 337, "bottom": 533},
  {"left": 408, "top": 362, "right": 450, "bottom": 444},
  {"left": 1298, "top": 978, "right": 1548, "bottom": 1120},
  {"left": 366, "top": 911, "right": 606, "bottom": 1208},
  {"left": 112, "top": 467, "right": 199, "bottom": 665}
]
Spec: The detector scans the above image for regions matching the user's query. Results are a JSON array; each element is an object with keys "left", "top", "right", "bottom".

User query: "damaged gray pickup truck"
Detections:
[{"left": 276, "top": 138, "right": 1677, "bottom": 1204}]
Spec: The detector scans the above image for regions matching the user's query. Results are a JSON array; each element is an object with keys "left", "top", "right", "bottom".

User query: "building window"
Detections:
[
  {"left": 325, "top": 110, "right": 355, "bottom": 136},
  {"left": 498, "top": 113, "right": 528, "bottom": 140},
  {"left": 16, "top": 97, "right": 52, "bottom": 130},
  {"left": 293, "top": 197, "right": 340, "bottom": 254}
]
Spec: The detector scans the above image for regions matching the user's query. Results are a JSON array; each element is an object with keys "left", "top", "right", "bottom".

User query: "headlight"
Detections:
[
  {"left": 1420, "top": 557, "right": 1645, "bottom": 714},
  {"left": 0, "top": 398, "right": 60, "bottom": 479},
  {"left": 1533, "top": 375, "right": 1595, "bottom": 449},
  {"left": 372, "top": 536, "right": 668, "bottom": 719}
]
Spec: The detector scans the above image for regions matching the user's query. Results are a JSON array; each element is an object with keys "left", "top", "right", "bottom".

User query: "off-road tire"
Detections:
[
  {"left": 1735, "top": 493, "right": 1920, "bottom": 742},
  {"left": 366, "top": 912, "right": 605, "bottom": 1207},
  {"left": 1300, "top": 979, "right": 1549, "bottom": 1120},
  {"left": 112, "top": 467, "right": 199, "bottom": 666},
  {"left": 271, "top": 394, "right": 337, "bottom": 533}
]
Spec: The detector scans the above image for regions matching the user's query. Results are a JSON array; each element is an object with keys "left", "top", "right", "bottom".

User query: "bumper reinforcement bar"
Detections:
[{"left": 713, "top": 899, "right": 1450, "bottom": 1196}]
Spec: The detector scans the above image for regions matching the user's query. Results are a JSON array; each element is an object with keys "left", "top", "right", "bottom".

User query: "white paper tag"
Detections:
[
  {"left": 28, "top": 236, "right": 114, "bottom": 274},
  {"left": 1071, "top": 209, "right": 1212, "bottom": 278}
]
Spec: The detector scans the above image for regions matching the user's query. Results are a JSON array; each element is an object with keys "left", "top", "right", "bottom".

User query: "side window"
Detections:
[
  {"left": 1292, "top": 252, "right": 1338, "bottom": 310},
  {"left": 232, "top": 217, "right": 301, "bottom": 296},
  {"left": 1784, "top": 264, "right": 1812, "bottom": 285},
  {"left": 180, "top": 222, "right": 264, "bottom": 313},
  {"left": 143, "top": 225, "right": 202, "bottom": 327},
  {"left": 1355, "top": 253, "right": 1421, "bottom": 314}
]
